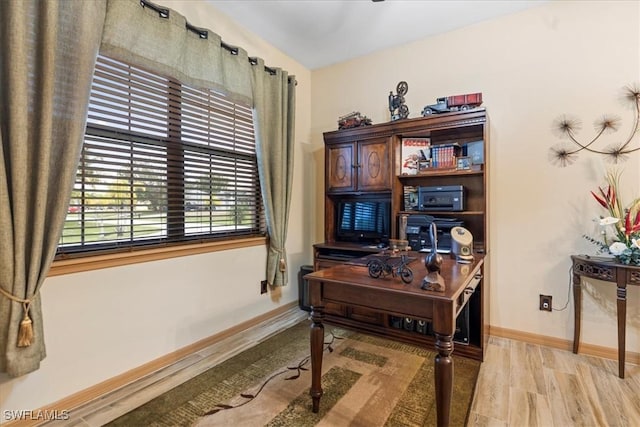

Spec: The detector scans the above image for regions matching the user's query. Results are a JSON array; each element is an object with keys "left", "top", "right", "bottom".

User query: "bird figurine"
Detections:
[{"left": 422, "top": 222, "right": 445, "bottom": 291}]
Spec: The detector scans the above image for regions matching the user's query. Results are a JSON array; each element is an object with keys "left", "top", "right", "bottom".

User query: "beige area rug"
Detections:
[{"left": 106, "top": 321, "right": 480, "bottom": 427}]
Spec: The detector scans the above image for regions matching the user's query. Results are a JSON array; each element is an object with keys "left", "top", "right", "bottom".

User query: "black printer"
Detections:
[
  {"left": 418, "top": 185, "right": 464, "bottom": 211},
  {"left": 404, "top": 214, "right": 463, "bottom": 253}
]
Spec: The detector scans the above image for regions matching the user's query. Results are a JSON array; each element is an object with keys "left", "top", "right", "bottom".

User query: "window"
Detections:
[{"left": 57, "top": 55, "right": 264, "bottom": 257}]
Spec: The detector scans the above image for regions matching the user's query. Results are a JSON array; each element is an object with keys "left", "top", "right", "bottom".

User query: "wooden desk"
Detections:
[
  {"left": 572, "top": 255, "right": 640, "bottom": 378},
  {"left": 305, "top": 253, "right": 484, "bottom": 427}
]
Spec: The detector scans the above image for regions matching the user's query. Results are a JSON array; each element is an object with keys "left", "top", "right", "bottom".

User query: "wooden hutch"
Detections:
[{"left": 312, "top": 108, "right": 489, "bottom": 361}]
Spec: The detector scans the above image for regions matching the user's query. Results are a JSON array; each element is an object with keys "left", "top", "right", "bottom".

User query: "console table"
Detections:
[
  {"left": 305, "top": 253, "right": 484, "bottom": 427},
  {"left": 571, "top": 255, "right": 640, "bottom": 378}
]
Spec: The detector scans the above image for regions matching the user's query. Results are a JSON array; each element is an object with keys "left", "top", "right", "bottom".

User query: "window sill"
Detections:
[{"left": 49, "top": 237, "right": 268, "bottom": 277}]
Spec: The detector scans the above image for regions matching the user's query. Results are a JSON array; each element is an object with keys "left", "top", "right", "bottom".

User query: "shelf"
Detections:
[
  {"left": 313, "top": 241, "right": 383, "bottom": 252},
  {"left": 400, "top": 210, "right": 485, "bottom": 216},
  {"left": 398, "top": 169, "right": 483, "bottom": 178},
  {"left": 313, "top": 242, "right": 382, "bottom": 271}
]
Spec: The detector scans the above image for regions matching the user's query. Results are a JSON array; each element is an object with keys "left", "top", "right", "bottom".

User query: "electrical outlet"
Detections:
[
  {"left": 260, "top": 280, "right": 268, "bottom": 294},
  {"left": 539, "top": 294, "right": 552, "bottom": 311}
]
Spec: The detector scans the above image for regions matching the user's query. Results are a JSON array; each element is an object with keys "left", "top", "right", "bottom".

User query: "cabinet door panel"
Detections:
[
  {"left": 358, "top": 139, "right": 390, "bottom": 191},
  {"left": 327, "top": 144, "right": 355, "bottom": 192}
]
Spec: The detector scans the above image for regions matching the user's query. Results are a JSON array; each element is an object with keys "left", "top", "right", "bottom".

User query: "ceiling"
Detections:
[{"left": 207, "top": 0, "right": 548, "bottom": 70}]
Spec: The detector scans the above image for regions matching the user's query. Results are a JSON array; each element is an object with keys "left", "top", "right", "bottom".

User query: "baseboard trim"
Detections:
[
  {"left": 489, "top": 325, "right": 640, "bottom": 366},
  {"left": 5, "top": 301, "right": 301, "bottom": 427}
]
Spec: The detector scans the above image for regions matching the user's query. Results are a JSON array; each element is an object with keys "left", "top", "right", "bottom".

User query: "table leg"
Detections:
[
  {"left": 616, "top": 281, "right": 627, "bottom": 379},
  {"left": 434, "top": 332, "right": 454, "bottom": 427},
  {"left": 572, "top": 270, "right": 581, "bottom": 354},
  {"left": 310, "top": 305, "right": 324, "bottom": 412}
]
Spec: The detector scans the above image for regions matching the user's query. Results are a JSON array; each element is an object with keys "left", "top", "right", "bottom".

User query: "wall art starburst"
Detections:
[{"left": 549, "top": 84, "right": 640, "bottom": 167}]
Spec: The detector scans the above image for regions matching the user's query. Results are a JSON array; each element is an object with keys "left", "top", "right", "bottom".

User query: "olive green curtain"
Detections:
[
  {"left": 100, "top": 0, "right": 253, "bottom": 106},
  {"left": 251, "top": 59, "right": 296, "bottom": 286},
  {"left": 0, "top": 0, "right": 106, "bottom": 377}
]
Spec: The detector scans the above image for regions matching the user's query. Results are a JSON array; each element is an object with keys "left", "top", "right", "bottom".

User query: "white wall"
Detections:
[
  {"left": 0, "top": 0, "right": 313, "bottom": 413},
  {"left": 311, "top": 0, "right": 640, "bottom": 351}
]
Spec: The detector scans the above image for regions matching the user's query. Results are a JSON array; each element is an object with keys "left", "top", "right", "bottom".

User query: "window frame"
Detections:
[{"left": 50, "top": 236, "right": 267, "bottom": 276}]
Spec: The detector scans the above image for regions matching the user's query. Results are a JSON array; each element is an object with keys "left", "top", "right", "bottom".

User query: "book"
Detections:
[
  {"left": 401, "top": 138, "right": 430, "bottom": 175},
  {"left": 465, "top": 140, "right": 484, "bottom": 164}
]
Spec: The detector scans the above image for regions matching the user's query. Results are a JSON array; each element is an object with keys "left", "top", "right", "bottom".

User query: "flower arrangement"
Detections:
[{"left": 585, "top": 170, "right": 640, "bottom": 265}]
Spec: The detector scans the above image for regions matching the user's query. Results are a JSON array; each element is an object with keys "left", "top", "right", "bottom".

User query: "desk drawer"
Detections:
[
  {"left": 347, "top": 306, "right": 385, "bottom": 325},
  {"left": 325, "top": 302, "right": 346, "bottom": 317},
  {"left": 323, "top": 281, "right": 434, "bottom": 319},
  {"left": 457, "top": 273, "right": 482, "bottom": 312}
]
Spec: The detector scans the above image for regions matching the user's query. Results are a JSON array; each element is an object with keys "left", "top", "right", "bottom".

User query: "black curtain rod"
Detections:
[
  {"left": 186, "top": 22, "right": 208, "bottom": 39},
  {"left": 140, "top": 0, "right": 296, "bottom": 85},
  {"left": 140, "top": 0, "right": 168, "bottom": 18}
]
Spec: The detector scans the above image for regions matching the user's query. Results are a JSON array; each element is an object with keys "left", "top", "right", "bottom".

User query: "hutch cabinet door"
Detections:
[
  {"left": 357, "top": 138, "right": 391, "bottom": 191},
  {"left": 326, "top": 143, "right": 355, "bottom": 192}
]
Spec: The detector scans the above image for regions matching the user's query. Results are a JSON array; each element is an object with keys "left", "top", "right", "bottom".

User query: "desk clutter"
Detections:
[{"left": 401, "top": 138, "right": 484, "bottom": 175}]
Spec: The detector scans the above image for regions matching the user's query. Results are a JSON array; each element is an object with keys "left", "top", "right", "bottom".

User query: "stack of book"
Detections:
[
  {"left": 403, "top": 186, "right": 419, "bottom": 210},
  {"left": 431, "top": 143, "right": 460, "bottom": 169}
]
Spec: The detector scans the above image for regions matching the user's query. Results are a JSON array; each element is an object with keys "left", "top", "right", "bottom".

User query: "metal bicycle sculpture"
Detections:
[
  {"left": 388, "top": 81, "right": 409, "bottom": 121},
  {"left": 367, "top": 253, "right": 414, "bottom": 284}
]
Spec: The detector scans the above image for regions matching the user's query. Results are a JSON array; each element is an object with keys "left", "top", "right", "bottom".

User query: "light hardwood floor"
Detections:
[
  {"left": 39, "top": 309, "right": 640, "bottom": 427},
  {"left": 468, "top": 336, "right": 640, "bottom": 426}
]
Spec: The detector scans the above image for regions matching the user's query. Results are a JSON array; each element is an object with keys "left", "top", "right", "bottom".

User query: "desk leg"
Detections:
[
  {"left": 310, "top": 305, "right": 324, "bottom": 412},
  {"left": 616, "top": 280, "right": 627, "bottom": 379},
  {"left": 434, "top": 333, "right": 454, "bottom": 427},
  {"left": 572, "top": 270, "right": 581, "bottom": 354}
]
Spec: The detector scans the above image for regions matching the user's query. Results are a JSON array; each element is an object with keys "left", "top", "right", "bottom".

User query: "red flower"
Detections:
[
  {"left": 591, "top": 190, "right": 608, "bottom": 209},
  {"left": 626, "top": 206, "right": 640, "bottom": 236}
]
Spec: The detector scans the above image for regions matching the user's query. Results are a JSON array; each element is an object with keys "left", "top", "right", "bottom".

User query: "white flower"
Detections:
[
  {"left": 609, "top": 241, "right": 628, "bottom": 256},
  {"left": 599, "top": 216, "right": 620, "bottom": 226},
  {"left": 632, "top": 238, "right": 640, "bottom": 250}
]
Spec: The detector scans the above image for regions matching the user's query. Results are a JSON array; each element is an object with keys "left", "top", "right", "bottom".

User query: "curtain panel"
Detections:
[
  {"left": 0, "top": 0, "right": 106, "bottom": 376},
  {"left": 100, "top": 0, "right": 253, "bottom": 106},
  {"left": 251, "top": 59, "right": 296, "bottom": 287}
]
